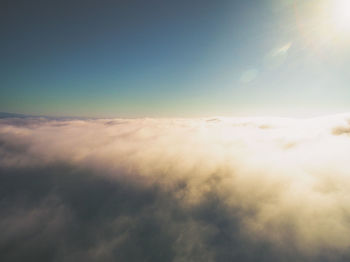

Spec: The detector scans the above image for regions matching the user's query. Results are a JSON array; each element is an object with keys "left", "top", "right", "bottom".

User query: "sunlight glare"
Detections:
[{"left": 331, "top": 0, "right": 350, "bottom": 32}]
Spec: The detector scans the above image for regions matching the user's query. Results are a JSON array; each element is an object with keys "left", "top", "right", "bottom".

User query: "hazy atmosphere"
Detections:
[{"left": 2, "top": 0, "right": 350, "bottom": 261}]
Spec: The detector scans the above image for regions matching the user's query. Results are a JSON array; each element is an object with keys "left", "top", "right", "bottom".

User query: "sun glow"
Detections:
[
  {"left": 331, "top": 0, "right": 350, "bottom": 32},
  {"left": 295, "top": 0, "right": 350, "bottom": 50}
]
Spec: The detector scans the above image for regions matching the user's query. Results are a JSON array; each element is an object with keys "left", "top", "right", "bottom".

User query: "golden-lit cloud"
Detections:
[{"left": 1, "top": 115, "right": 350, "bottom": 261}]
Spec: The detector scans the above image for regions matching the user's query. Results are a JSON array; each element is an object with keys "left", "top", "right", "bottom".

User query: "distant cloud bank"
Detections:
[{"left": 1, "top": 115, "right": 350, "bottom": 261}]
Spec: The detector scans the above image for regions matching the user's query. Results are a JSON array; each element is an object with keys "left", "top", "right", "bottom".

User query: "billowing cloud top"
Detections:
[{"left": 1, "top": 115, "right": 350, "bottom": 262}]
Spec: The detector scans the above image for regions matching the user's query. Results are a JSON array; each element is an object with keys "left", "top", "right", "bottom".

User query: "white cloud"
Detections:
[{"left": 1, "top": 114, "right": 350, "bottom": 261}]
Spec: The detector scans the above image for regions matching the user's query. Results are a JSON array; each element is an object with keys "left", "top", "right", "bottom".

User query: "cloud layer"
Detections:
[{"left": 1, "top": 115, "right": 350, "bottom": 261}]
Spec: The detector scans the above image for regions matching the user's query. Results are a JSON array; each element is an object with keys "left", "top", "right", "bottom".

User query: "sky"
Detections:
[{"left": 2, "top": 0, "right": 350, "bottom": 117}]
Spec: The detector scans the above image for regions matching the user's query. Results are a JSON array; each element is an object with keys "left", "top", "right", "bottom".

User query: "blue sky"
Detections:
[{"left": 2, "top": 0, "right": 350, "bottom": 117}]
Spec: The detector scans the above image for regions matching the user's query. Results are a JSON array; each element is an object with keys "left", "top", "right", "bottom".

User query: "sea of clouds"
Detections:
[{"left": 1, "top": 114, "right": 350, "bottom": 262}]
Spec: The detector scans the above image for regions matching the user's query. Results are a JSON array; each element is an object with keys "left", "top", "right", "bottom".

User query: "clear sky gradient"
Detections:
[{"left": 2, "top": 0, "right": 350, "bottom": 117}]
